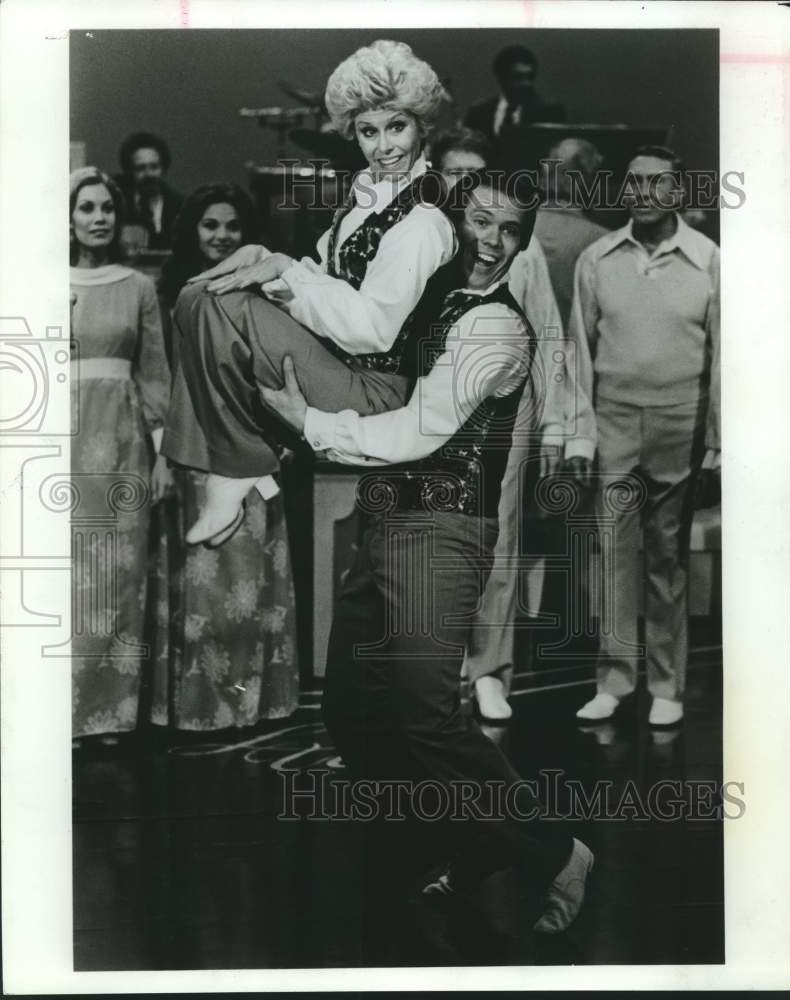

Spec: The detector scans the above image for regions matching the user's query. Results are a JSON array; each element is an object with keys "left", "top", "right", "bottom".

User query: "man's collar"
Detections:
[
  {"left": 453, "top": 274, "right": 511, "bottom": 298},
  {"left": 613, "top": 214, "right": 707, "bottom": 269}
]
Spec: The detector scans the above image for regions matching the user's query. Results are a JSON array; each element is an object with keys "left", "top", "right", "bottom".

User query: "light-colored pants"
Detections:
[
  {"left": 461, "top": 311, "right": 562, "bottom": 693},
  {"left": 462, "top": 434, "right": 531, "bottom": 693},
  {"left": 595, "top": 396, "right": 706, "bottom": 701}
]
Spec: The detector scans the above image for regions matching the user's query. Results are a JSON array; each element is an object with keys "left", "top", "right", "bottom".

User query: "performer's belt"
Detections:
[
  {"left": 359, "top": 471, "right": 483, "bottom": 518},
  {"left": 71, "top": 358, "right": 133, "bottom": 381}
]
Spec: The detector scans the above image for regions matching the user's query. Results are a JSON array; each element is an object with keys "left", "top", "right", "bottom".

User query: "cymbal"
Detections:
[{"left": 277, "top": 79, "right": 325, "bottom": 111}]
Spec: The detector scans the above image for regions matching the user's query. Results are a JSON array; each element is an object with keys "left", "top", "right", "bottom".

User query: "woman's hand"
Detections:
[
  {"left": 205, "top": 252, "right": 294, "bottom": 295},
  {"left": 150, "top": 453, "right": 174, "bottom": 504},
  {"left": 187, "top": 244, "right": 266, "bottom": 284},
  {"left": 258, "top": 356, "right": 308, "bottom": 436}
]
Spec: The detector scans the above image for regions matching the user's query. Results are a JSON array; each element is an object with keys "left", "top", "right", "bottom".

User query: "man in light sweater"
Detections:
[{"left": 572, "top": 146, "right": 720, "bottom": 727}]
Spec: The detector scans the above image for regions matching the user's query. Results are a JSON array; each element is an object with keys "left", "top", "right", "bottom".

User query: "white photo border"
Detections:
[{"left": 2, "top": 0, "right": 789, "bottom": 992}]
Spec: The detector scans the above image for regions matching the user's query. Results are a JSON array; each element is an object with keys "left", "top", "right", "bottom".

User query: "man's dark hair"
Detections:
[
  {"left": 633, "top": 144, "right": 686, "bottom": 180},
  {"left": 444, "top": 167, "right": 540, "bottom": 249},
  {"left": 492, "top": 45, "right": 538, "bottom": 80},
  {"left": 118, "top": 131, "right": 172, "bottom": 176},
  {"left": 429, "top": 126, "right": 493, "bottom": 172}
]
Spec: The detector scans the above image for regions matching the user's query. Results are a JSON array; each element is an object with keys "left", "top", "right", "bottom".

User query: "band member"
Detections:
[
  {"left": 465, "top": 45, "right": 566, "bottom": 144},
  {"left": 115, "top": 131, "right": 184, "bottom": 250}
]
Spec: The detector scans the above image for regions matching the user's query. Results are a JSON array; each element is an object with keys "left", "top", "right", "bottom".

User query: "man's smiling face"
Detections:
[{"left": 461, "top": 186, "right": 525, "bottom": 290}]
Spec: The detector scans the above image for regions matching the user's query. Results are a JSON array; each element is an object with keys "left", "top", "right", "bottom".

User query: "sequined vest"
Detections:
[
  {"left": 364, "top": 282, "right": 536, "bottom": 518},
  {"left": 323, "top": 173, "right": 439, "bottom": 376}
]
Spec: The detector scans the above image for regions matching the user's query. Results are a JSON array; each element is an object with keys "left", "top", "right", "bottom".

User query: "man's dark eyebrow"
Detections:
[{"left": 629, "top": 169, "right": 674, "bottom": 179}]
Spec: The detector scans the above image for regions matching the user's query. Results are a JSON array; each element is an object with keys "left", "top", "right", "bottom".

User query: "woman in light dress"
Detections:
[{"left": 70, "top": 167, "right": 171, "bottom": 745}]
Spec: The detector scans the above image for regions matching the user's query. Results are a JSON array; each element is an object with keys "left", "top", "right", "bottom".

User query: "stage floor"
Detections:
[{"left": 73, "top": 626, "right": 724, "bottom": 970}]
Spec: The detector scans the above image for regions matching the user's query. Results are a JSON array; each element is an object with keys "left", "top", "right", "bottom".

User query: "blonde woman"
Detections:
[{"left": 162, "top": 40, "right": 455, "bottom": 546}]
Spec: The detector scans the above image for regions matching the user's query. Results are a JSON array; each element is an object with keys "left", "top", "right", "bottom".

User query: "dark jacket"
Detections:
[
  {"left": 464, "top": 94, "right": 567, "bottom": 143},
  {"left": 116, "top": 178, "right": 184, "bottom": 251}
]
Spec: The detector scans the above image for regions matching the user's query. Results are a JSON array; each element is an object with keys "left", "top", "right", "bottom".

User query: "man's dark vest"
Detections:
[
  {"left": 362, "top": 281, "right": 536, "bottom": 518},
  {"left": 323, "top": 173, "right": 442, "bottom": 376}
]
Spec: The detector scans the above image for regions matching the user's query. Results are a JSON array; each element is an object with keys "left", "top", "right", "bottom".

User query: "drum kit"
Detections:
[
  {"left": 240, "top": 78, "right": 366, "bottom": 172},
  {"left": 240, "top": 79, "right": 366, "bottom": 257}
]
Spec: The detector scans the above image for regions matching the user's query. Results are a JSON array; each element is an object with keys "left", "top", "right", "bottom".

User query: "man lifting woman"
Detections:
[{"left": 163, "top": 38, "right": 593, "bottom": 940}]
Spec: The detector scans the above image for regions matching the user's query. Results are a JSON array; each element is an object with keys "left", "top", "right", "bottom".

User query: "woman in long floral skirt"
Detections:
[{"left": 150, "top": 183, "right": 300, "bottom": 729}]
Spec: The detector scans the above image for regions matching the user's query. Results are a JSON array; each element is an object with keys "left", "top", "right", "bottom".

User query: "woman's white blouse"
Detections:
[{"left": 263, "top": 156, "right": 456, "bottom": 356}]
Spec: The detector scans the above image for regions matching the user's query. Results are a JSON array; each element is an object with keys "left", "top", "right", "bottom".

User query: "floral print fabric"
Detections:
[
  {"left": 70, "top": 265, "right": 169, "bottom": 737},
  {"left": 148, "top": 470, "right": 300, "bottom": 730}
]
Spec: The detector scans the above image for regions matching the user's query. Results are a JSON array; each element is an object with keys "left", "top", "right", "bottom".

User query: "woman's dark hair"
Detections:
[
  {"left": 69, "top": 167, "right": 126, "bottom": 266},
  {"left": 158, "top": 183, "right": 258, "bottom": 307},
  {"left": 118, "top": 131, "right": 172, "bottom": 176}
]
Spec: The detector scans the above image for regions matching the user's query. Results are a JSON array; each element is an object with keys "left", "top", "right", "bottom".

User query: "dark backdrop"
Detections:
[{"left": 70, "top": 28, "right": 718, "bottom": 197}]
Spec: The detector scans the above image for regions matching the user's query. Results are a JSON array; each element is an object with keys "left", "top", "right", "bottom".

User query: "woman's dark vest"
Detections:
[
  {"left": 323, "top": 172, "right": 444, "bottom": 376},
  {"left": 360, "top": 281, "right": 536, "bottom": 518}
]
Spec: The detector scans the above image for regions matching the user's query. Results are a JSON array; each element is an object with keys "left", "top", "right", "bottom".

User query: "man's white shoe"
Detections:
[
  {"left": 534, "top": 838, "right": 595, "bottom": 934},
  {"left": 648, "top": 697, "right": 684, "bottom": 726},
  {"left": 475, "top": 675, "right": 512, "bottom": 721},
  {"left": 576, "top": 692, "right": 619, "bottom": 721}
]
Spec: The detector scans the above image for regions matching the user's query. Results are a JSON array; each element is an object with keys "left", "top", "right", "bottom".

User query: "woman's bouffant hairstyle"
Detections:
[
  {"left": 158, "top": 182, "right": 258, "bottom": 307},
  {"left": 69, "top": 167, "right": 126, "bottom": 266},
  {"left": 324, "top": 39, "right": 449, "bottom": 140}
]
